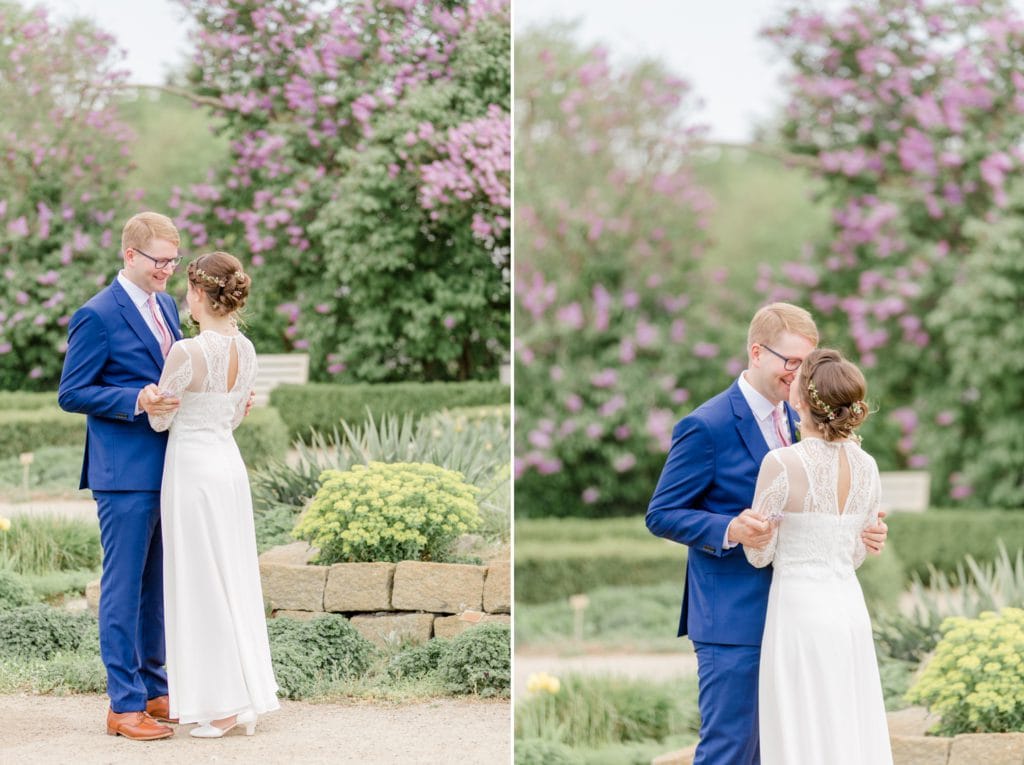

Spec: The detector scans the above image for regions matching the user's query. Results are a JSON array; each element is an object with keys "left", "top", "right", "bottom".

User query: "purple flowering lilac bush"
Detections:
[
  {"left": 0, "top": 5, "right": 140, "bottom": 389},
  {"left": 763, "top": 0, "right": 1024, "bottom": 505},
  {"left": 514, "top": 29, "right": 744, "bottom": 518},
  {"left": 171, "top": 0, "right": 510, "bottom": 382}
]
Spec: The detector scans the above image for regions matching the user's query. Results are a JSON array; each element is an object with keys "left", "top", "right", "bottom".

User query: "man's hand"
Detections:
[
  {"left": 244, "top": 390, "right": 256, "bottom": 417},
  {"left": 139, "top": 384, "right": 180, "bottom": 417},
  {"left": 727, "top": 509, "right": 774, "bottom": 549},
  {"left": 862, "top": 510, "right": 889, "bottom": 555}
]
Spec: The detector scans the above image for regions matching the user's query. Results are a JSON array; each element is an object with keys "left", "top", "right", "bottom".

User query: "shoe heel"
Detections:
[
  {"left": 106, "top": 727, "right": 117, "bottom": 736},
  {"left": 244, "top": 720, "right": 256, "bottom": 736}
]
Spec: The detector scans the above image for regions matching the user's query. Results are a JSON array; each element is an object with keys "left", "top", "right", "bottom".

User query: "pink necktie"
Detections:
[
  {"left": 772, "top": 406, "right": 790, "bottom": 448},
  {"left": 148, "top": 294, "right": 173, "bottom": 357}
]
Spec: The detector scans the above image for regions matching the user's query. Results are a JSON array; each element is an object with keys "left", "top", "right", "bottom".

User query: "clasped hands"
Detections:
[
  {"left": 728, "top": 508, "right": 889, "bottom": 554},
  {"left": 138, "top": 385, "right": 257, "bottom": 417}
]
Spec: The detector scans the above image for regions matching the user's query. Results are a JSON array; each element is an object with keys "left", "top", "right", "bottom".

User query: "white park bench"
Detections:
[
  {"left": 879, "top": 471, "right": 930, "bottom": 513},
  {"left": 253, "top": 353, "right": 310, "bottom": 407}
]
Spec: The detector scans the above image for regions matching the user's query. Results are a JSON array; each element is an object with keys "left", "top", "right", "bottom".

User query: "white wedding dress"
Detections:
[
  {"left": 151, "top": 330, "right": 280, "bottom": 724},
  {"left": 745, "top": 437, "right": 892, "bottom": 765}
]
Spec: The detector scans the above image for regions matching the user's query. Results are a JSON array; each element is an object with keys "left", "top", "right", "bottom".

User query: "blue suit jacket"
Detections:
[
  {"left": 58, "top": 278, "right": 182, "bottom": 491},
  {"left": 646, "top": 380, "right": 797, "bottom": 646}
]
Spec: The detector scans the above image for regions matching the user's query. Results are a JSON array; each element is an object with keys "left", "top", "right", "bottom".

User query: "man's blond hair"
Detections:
[
  {"left": 747, "top": 302, "right": 819, "bottom": 348},
  {"left": 121, "top": 212, "right": 180, "bottom": 254}
]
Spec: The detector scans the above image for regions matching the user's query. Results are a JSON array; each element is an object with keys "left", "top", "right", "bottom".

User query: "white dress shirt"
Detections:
[
  {"left": 723, "top": 372, "right": 789, "bottom": 549},
  {"left": 117, "top": 271, "right": 175, "bottom": 349}
]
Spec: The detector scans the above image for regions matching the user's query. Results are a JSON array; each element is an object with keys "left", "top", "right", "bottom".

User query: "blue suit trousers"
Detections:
[
  {"left": 692, "top": 641, "right": 761, "bottom": 765},
  {"left": 94, "top": 490, "right": 167, "bottom": 712}
]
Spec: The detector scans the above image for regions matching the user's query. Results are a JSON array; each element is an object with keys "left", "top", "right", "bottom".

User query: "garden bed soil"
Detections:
[{"left": 0, "top": 692, "right": 510, "bottom": 764}]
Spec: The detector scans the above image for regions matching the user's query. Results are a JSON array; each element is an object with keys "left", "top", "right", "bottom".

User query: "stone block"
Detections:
[
  {"left": 434, "top": 611, "right": 510, "bottom": 640},
  {"left": 391, "top": 561, "right": 484, "bottom": 614},
  {"left": 949, "top": 732, "right": 1024, "bottom": 765},
  {"left": 324, "top": 563, "right": 395, "bottom": 612},
  {"left": 350, "top": 613, "right": 435, "bottom": 648},
  {"left": 270, "top": 610, "right": 319, "bottom": 622},
  {"left": 259, "top": 562, "right": 327, "bottom": 612},
  {"left": 258, "top": 541, "right": 319, "bottom": 565},
  {"left": 483, "top": 564, "right": 510, "bottom": 614},
  {"left": 891, "top": 735, "right": 952, "bottom": 765},
  {"left": 85, "top": 579, "right": 100, "bottom": 615}
]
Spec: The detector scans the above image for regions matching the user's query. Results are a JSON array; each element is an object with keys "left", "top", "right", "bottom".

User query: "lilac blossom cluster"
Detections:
[
  {"left": 169, "top": 0, "right": 510, "bottom": 378},
  {"left": 0, "top": 5, "right": 139, "bottom": 388},
  {"left": 762, "top": 0, "right": 1024, "bottom": 503}
]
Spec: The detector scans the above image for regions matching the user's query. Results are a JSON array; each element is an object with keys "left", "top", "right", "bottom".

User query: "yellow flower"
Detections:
[
  {"left": 526, "top": 672, "right": 561, "bottom": 695},
  {"left": 0, "top": 516, "right": 10, "bottom": 532}
]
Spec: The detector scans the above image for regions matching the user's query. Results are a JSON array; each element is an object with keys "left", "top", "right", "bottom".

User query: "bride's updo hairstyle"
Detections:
[
  {"left": 799, "top": 348, "right": 870, "bottom": 442},
  {"left": 187, "top": 251, "right": 251, "bottom": 316}
]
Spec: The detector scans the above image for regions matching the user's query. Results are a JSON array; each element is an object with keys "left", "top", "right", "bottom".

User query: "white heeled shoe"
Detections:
[{"left": 189, "top": 709, "right": 257, "bottom": 738}]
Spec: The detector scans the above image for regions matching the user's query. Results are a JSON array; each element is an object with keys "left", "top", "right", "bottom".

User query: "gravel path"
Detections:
[{"left": 0, "top": 693, "right": 510, "bottom": 764}]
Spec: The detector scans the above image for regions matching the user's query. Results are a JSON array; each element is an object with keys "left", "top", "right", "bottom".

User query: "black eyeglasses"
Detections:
[
  {"left": 760, "top": 344, "right": 803, "bottom": 371},
  {"left": 133, "top": 248, "right": 182, "bottom": 270}
]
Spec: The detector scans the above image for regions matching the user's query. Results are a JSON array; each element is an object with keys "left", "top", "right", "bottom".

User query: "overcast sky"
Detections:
[{"left": 40, "top": 0, "right": 192, "bottom": 85}]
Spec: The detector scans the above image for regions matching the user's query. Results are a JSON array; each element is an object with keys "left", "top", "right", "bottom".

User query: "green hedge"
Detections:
[
  {"left": 0, "top": 409, "right": 86, "bottom": 458},
  {"left": 234, "top": 406, "right": 290, "bottom": 467},
  {"left": 0, "top": 392, "right": 60, "bottom": 411},
  {"left": 886, "top": 510, "right": 1024, "bottom": 581},
  {"left": 270, "top": 381, "right": 510, "bottom": 441},
  {"left": 0, "top": 404, "right": 287, "bottom": 467},
  {"left": 515, "top": 537, "right": 684, "bottom": 604}
]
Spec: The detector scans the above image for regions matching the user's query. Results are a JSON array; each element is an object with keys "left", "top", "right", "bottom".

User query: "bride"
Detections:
[
  {"left": 745, "top": 348, "right": 893, "bottom": 765},
  {"left": 149, "top": 252, "right": 280, "bottom": 737}
]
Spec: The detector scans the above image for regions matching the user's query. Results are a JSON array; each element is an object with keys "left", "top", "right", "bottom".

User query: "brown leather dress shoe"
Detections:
[
  {"left": 106, "top": 709, "right": 174, "bottom": 740},
  {"left": 145, "top": 695, "right": 179, "bottom": 724}
]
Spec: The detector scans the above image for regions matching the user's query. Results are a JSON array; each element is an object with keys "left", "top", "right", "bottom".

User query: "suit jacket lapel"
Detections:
[
  {"left": 111, "top": 279, "right": 165, "bottom": 369},
  {"left": 783, "top": 401, "right": 798, "bottom": 444},
  {"left": 729, "top": 381, "right": 770, "bottom": 465}
]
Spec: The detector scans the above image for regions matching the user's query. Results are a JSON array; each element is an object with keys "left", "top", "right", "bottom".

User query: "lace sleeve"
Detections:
[
  {"left": 745, "top": 452, "right": 788, "bottom": 569},
  {"left": 231, "top": 338, "right": 257, "bottom": 430},
  {"left": 853, "top": 460, "right": 882, "bottom": 570},
  {"left": 149, "top": 342, "right": 192, "bottom": 433}
]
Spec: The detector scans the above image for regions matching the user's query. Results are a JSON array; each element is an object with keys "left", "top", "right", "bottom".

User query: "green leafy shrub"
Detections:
[
  {"left": 515, "top": 673, "right": 699, "bottom": 748},
  {"left": 0, "top": 409, "right": 85, "bottom": 458},
  {"left": 233, "top": 406, "right": 290, "bottom": 468},
  {"left": 0, "top": 516, "right": 100, "bottom": 575},
  {"left": 294, "top": 462, "right": 481, "bottom": 564},
  {"left": 907, "top": 607, "right": 1024, "bottom": 735},
  {"left": 437, "top": 622, "right": 510, "bottom": 696},
  {"left": 270, "top": 381, "right": 509, "bottom": 441},
  {"left": 873, "top": 543, "right": 1024, "bottom": 664},
  {"left": 514, "top": 739, "right": 581, "bottom": 765},
  {"left": 0, "top": 446, "right": 86, "bottom": 495},
  {"left": 386, "top": 638, "right": 449, "bottom": 681},
  {"left": 0, "top": 569, "right": 35, "bottom": 609},
  {"left": 267, "top": 614, "right": 376, "bottom": 699},
  {"left": 34, "top": 652, "right": 106, "bottom": 694},
  {"left": 0, "top": 604, "right": 97, "bottom": 660}
]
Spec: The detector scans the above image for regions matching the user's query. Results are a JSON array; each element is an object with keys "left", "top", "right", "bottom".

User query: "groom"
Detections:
[
  {"left": 59, "top": 212, "right": 185, "bottom": 741},
  {"left": 646, "top": 302, "right": 888, "bottom": 764}
]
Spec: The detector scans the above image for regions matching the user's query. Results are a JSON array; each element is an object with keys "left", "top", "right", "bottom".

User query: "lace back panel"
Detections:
[{"left": 745, "top": 439, "right": 881, "bottom": 576}]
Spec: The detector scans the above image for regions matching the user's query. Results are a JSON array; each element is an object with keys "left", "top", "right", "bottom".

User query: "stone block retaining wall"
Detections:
[{"left": 259, "top": 551, "right": 511, "bottom": 648}]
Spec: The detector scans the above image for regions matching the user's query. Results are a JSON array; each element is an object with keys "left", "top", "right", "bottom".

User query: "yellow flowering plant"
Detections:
[
  {"left": 293, "top": 461, "right": 481, "bottom": 564},
  {"left": 906, "top": 607, "right": 1024, "bottom": 735}
]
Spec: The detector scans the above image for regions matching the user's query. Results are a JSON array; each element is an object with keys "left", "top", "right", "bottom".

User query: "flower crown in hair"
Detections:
[
  {"left": 192, "top": 266, "right": 226, "bottom": 288},
  {"left": 807, "top": 379, "right": 836, "bottom": 420}
]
